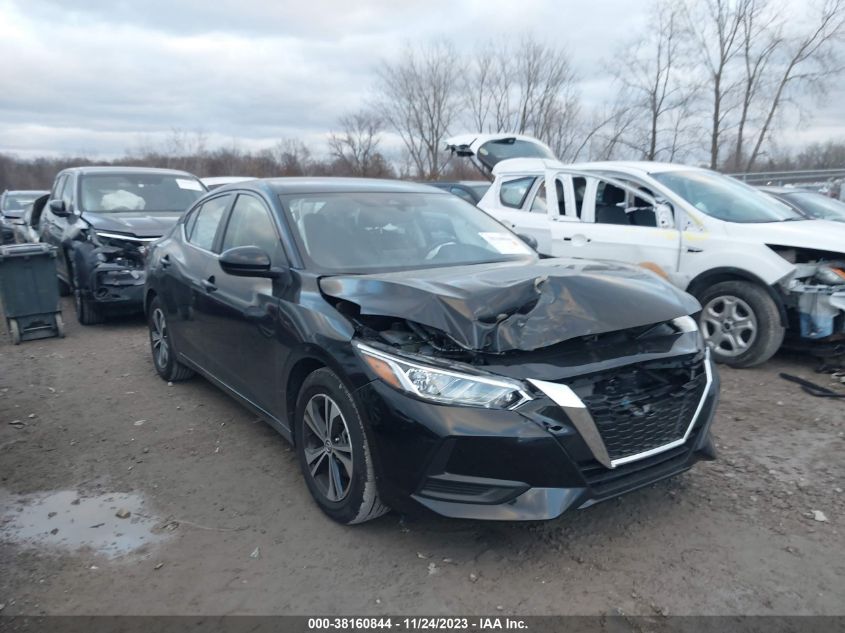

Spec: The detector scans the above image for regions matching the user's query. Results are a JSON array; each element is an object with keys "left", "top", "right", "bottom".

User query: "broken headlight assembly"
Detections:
[
  {"left": 86, "top": 230, "right": 151, "bottom": 264},
  {"left": 813, "top": 262, "right": 845, "bottom": 286},
  {"left": 354, "top": 342, "right": 531, "bottom": 409}
]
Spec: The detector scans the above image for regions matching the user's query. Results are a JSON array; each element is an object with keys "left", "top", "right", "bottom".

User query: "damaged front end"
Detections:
[
  {"left": 69, "top": 229, "right": 153, "bottom": 308},
  {"left": 322, "top": 259, "right": 719, "bottom": 519},
  {"left": 774, "top": 245, "right": 845, "bottom": 348}
]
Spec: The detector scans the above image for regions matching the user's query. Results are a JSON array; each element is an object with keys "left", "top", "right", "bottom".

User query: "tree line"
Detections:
[{"left": 2, "top": 0, "right": 843, "bottom": 191}]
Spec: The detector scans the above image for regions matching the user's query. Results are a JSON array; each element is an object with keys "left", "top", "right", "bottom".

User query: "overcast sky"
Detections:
[{"left": 1, "top": 0, "right": 843, "bottom": 161}]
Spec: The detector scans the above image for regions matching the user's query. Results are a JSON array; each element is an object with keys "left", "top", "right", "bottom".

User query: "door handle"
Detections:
[
  {"left": 201, "top": 276, "right": 217, "bottom": 292},
  {"left": 160, "top": 254, "right": 171, "bottom": 268},
  {"left": 686, "top": 246, "right": 703, "bottom": 253},
  {"left": 562, "top": 235, "right": 591, "bottom": 243}
]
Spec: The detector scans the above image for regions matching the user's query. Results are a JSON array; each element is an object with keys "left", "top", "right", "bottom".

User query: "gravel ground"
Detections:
[{"left": 0, "top": 298, "right": 843, "bottom": 616}]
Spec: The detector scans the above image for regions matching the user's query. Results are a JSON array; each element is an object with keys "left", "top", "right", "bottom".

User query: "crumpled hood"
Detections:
[
  {"left": 82, "top": 212, "right": 182, "bottom": 238},
  {"left": 319, "top": 258, "right": 700, "bottom": 352}
]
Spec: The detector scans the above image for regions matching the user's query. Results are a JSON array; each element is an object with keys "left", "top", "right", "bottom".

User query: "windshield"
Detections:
[
  {"left": 652, "top": 170, "right": 802, "bottom": 223},
  {"left": 80, "top": 174, "right": 205, "bottom": 213},
  {"left": 281, "top": 192, "right": 535, "bottom": 273},
  {"left": 781, "top": 192, "right": 845, "bottom": 221},
  {"left": 2, "top": 192, "right": 45, "bottom": 216}
]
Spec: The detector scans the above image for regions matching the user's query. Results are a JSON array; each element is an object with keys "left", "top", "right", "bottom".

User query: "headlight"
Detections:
[
  {"left": 815, "top": 263, "right": 845, "bottom": 285},
  {"left": 672, "top": 314, "right": 704, "bottom": 346},
  {"left": 671, "top": 315, "right": 698, "bottom": 333},
  {"left": 354, "top": 342, "right": 531, "bottom": 409},
  {"left": 88, "top": 231, "right": 154, "bottom": 260}
]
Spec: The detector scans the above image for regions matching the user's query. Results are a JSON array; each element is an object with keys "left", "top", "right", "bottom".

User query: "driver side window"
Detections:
[
  {"left": 592, "top": 178, "right": 673, "bottom": 228},
  {"left": 187, "top": 195, "right": 231, "bottom": 251},
  {"left": 221, "top": 195, "right": 285, "bottom": 264},
  {"left": 60, "top": 176, "right": 74, "bottom": 208},
  {"left": 616, "top": 178, "right": 661, "bottom": 227}
]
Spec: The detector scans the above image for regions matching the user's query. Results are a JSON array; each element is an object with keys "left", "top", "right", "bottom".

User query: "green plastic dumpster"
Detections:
[{"left": 0, "top": 243, "right": 65, "bottom": 344}]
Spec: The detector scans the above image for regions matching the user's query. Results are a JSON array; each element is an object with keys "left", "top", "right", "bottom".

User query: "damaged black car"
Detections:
[
  {"left": 39, "top": 166, "right": 206, "bottom": 324},
  {"left": 144, "top": 178, "right": 720, "bottom": 524}
]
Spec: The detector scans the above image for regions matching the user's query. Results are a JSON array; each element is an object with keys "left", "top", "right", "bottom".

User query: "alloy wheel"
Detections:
[
  {"left": 701, "top": 294, "right": 758, "bottom": 358},
  {"left": 150, "top": 308, "right": 170, "bottom": 369},
  {"left": 301, "top": 394, "right": 354, "bottom": 502}
]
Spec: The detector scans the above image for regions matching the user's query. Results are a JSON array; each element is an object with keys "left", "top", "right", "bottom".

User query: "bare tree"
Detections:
[
  {"left": 464, "top": 43, "right": 497, "bottom": 132},
  {"left": 272, "top": 138, "right": 312, "bottom": 175},
  {"left": 612, "top": 0, "right": 699, "bottom": 160},
  {"left": 744, "top": 0, "right": 845, "bottom": 169},
  {"left": 685, "top": 0, "right": 747, "bottom": 168},
  {"left": 376, "top": 41, "right": 462, "bottom": 179},
  {"left": 511, "top": 37, "right": 578, "bottom": 141},
  {"left": 732, "top": 0, "right": 782, "bottom": 169},
  {"left": 465, "top": 38, "right": 579, "bottom": 139},
  {"left": 328, "top": 109, "right": 385, "bottom": 176},
  {"left": 613, "top": 0, "right": 699, "bottom": 160}
]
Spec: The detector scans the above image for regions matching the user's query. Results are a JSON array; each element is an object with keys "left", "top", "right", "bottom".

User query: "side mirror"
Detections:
[
  {"left": 49, "top": 200, "right": 70, "bottom": 217},
  {"left": 517, "top": 233, "right": 538, "bottom": 250},
  {"left": 219, "top": 246, "right": 285, "bottom": 278},
  {"left": 655, "top": 202, "right": 675, "bottom": 229}
]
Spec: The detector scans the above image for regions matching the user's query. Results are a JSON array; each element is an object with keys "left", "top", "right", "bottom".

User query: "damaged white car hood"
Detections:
[{"left": 725, "top": 219, "right": 845, "bottom": 255}]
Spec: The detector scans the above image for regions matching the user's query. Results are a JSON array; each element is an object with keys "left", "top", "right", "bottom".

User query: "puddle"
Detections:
[{"left": 0, "top": 489, "right": 166, "bottom": 558}]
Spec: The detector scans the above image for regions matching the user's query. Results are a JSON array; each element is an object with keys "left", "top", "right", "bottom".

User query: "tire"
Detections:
[
  {"left": 74, "top": 290, "right": 104, "bottom": 325},
  {"left": 9, "top": 319, "right": 21, "bottom": 345},
  {"left": 696, "top": 280, "right": 784, "bottom": 368},
  {"left": 69, "top": 260, "right": 104, "bottom": 325},
  {"left": 294, "top": 368, "right": 389, "bottom": 525},
  {"left": 147, "top": 296, "right": 194, "bottom": 382},
  {"left": 55, "top": 313, "right": 65, "bottom": 338}
]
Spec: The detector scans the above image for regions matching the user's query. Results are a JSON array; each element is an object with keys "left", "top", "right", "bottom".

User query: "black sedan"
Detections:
[
  {"left": 426, "top": 181, "right": 491, "bottom": 204},
  {"left": 759, "top": 186, "right": 845, "bottom": 222},
  {"left": 144, "top": 178, "right": 719, "bottom": 524}
]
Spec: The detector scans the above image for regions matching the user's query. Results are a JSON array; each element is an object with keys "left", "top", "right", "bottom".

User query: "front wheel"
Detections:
[
  {"left": 294, "top": 368, "right": 389, "bottom": 525},
  {"left": 69, "top": 259, "right": 104, "bottom": 325},
  {"left": 697, "top": 280, "right": 784, "bottom": 368},
  {"left": 9, "top": 319, "right": 21, "bottom": 345}
]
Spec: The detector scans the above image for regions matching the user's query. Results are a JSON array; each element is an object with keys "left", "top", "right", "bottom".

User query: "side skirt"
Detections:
[{"left": 178, "top": 353, "right": 293, "bottom": 443}]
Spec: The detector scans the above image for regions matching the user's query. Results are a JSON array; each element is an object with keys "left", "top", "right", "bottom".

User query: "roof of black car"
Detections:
[
  {"left": 758, "top": 185, "right": 814, "bottom": 194},
  {"left": 60, "top": 166, "right": 198, "bottom": 177},
  {"left": 246, "top": 178, "right": 445, "bottom": 195}
]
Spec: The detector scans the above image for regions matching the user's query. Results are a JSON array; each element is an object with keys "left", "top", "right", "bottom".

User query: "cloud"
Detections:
[{"left": 0, "top": 0, "right": 843, "bottom": 160}]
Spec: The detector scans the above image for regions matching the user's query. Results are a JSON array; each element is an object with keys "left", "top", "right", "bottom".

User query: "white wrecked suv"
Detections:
[{"left": 446, "top": 133, "right": 845, "bottom": 367}]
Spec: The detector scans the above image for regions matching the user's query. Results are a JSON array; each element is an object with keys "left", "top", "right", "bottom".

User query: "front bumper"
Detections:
[
  {"left": 84, "top": 264, "right": 146, "bottom": 308},
  {"left": 357, "top": 358, "right": 720, "bottom": 521}
]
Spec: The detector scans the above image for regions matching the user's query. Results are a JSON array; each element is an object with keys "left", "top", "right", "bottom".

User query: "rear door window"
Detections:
[
  {"left": 499, "top": 177, "right": 536, "bottom": 209},
  {"left": 186, "top": 195, "right": 231, "bottom": 251}
]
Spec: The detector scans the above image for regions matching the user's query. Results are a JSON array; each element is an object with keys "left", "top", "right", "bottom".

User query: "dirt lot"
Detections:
[{"left": 0, "top": 297, "right": 843, "bottom": 616}]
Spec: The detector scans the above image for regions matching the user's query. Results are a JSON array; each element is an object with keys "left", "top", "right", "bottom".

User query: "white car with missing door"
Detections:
[{"left": 446, "top": 133, "right": 845, "bottom": 368}]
